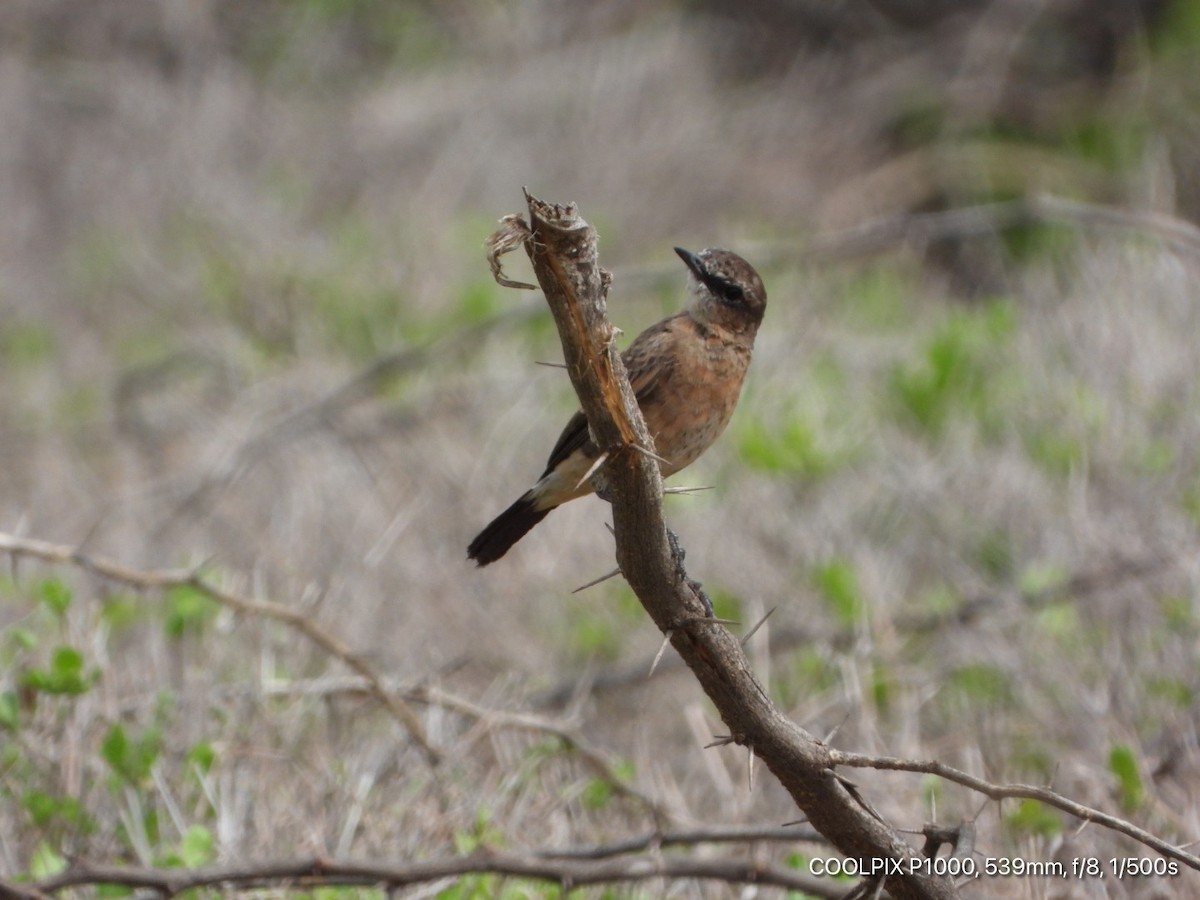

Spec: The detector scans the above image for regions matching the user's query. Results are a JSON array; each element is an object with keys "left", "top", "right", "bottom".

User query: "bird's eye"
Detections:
[{"left": 722, "top": 283, "right": 745, "bottom": 303}]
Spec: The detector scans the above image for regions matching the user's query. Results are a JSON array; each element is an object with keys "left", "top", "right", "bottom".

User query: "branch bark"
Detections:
[
  {"left": 831, "top": 751, "right": 1200, "bottom": 871},
  {"left": 29, "top": 853, "right": 842, "bottom": 898},
  {"left": 501, "top": 192, "right": 957, "bottom": 899}
]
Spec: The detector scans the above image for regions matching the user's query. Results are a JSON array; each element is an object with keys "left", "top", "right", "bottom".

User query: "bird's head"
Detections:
[{"left": 674, "top": 247, "right": 767, "bottom": 336}]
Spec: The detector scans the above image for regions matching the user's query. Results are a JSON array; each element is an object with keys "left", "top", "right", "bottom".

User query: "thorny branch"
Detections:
[
  {"left": 16, "top": 851, "right": 844, "bottom": 899},
  {"left": 487, "top": 192, "right": 960, "bottom": 900},
  {"left": 0, "top": 531, "right": 439, "bottom": 766},
  {"left": 830, "top": 750, "right": 1200, "bottom": 872},
  {"left": 0, "top": 532, "right": 669, "bottom": 816}
]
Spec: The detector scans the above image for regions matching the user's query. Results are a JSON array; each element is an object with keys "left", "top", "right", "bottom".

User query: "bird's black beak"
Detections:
[{"left": 674, "top": 247, "right": 706, "bottom": 280}]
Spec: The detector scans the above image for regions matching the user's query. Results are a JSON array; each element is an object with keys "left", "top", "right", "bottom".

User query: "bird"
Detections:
[{"left": 468, "top": 246, "right": 767, "bottom": 566}]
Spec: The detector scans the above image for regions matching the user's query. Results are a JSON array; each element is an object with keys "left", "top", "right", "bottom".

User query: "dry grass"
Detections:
[{"left": 2, "top": 2, "right": 1200, "bottom": 897}]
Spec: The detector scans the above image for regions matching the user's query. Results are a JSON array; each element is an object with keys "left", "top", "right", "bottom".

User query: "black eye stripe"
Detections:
[{"left": 707, "top": 277, "right": 744, "bottom": 302}]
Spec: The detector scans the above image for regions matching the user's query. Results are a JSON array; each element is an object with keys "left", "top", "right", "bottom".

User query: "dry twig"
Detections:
[
  {"left": 0, "top": 532, "right": 439, "bottom": 766},
  {"left": 28, "top": 852, "right": 843, "bottom": 898},
  {"left": 830, "top": 750, "right": 1200, "bottom": 872}
]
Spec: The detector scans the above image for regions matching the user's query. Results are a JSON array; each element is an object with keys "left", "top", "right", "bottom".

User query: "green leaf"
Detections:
[
  {"left": 811, "top": 559, "right": 864, "bottom": 626},
  {"left": 101, "top": 594, "right": 143, "bottom": 631},
  {"left": 21, "top": 646, "right": 91, "bottom": 695},
  {"left": 8, "top": 626, "right": 38, "bottom": 651},
  {"left": 102, "top": 723, "right": 162, "bottom": 786},
  {"left": 96, "top": 886, "right": 134, "bottom": 898},
  {"left": 1005, "top": 799, "right": 1062, "bottom": 839},
  {"left": 30, "top": 841, "right": 67, "bottom": 879},
  {"left": 37, "top": 577, "right": 73, "bottom": 617},
  {"left": 187, "top": 741, "right": 217, "bottom": 774},
  {"left": 580, "top": 778, "right": 614, "bottom": 810},
  {"left": 0, "top": 691, "right": 18, "bottom": 731},
  {"left": 180, "top": 824, "right": 216, "bottom": 867},
  {"left": 947, "top": 664, "right": 1013, "bottom": 707},
  {"left": 1018, "top": 563, "right": 1069, "bottom": 597},
  {"left": 1108, "top": 745, "right": 1144, "bottom": 811},
  {"left": 22, "top": 791, "right": 91, "bottom": 833},
  {"left": 889, "top": 301, "right": 1016, "bottom": 437},
  {"left": 164, "top": 585, "right": 220, "bottom": 639},
  {"left": 1, "top": 320, "right": 56, "bottom": 368}
]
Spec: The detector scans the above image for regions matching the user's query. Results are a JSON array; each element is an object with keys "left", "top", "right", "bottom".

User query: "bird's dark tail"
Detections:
[{"left": 468, "top": 492, "right": 552, "bottom": 566}]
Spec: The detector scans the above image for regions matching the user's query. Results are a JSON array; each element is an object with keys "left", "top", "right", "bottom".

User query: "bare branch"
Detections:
[
  {"left": 537, "top": 823, "right": 827, "bottom": 859},
  {"left": 33, "top": 852, "right": 844, "bottom": 898},
  {"left": 830, "top": 750, "right": 1200, "bottom": 871},
  {"left": 0, "top": 877, "right": 52, "bottom": 900},
  {"left": 0, "top": 532, "right": 439, "bottom": 766},
  {"left": 802, "top": 194, "right": 1200, "bottom": 263},
  {"left": 410, "top": 685, "right": 667, "bottom": 821}
]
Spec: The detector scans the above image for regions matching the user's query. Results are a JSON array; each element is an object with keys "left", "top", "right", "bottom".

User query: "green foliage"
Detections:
[
  {"left": 434, "top": 876, "right": 544, "bottom": 900},
  {"left": 455, "top": 279, "right": 504, "bottom": 324},
  {"left": 451, "top": 809, "right": 504, "bottom": 855},
  {"left": 1160, "top": 595, "right": 1194, "bottom": 633},
  {"left": 1023, "top": 427, "right": 1086, "bottom": 476},
  {"left": 0, "top": 319, "right": 56, "bottom": 369},
  {"left": 737, "top": 412, "right": 840, "bottom": 478},
  {"left": 810, "top": 559, "right": 864, "bottom": 626},
  {"left": 870, "top": 663, "right": 894, "bottom": 713},
  {"left": 8, "top": 626, "right": 38, "bottom": 652},
  {"left": 1147, "top": 676, "right": 1193, "bottom": 708},
  {"left": 1183, "top": 476, "right": 1200, "bottom": 527},
  {"left": 163, "top": 585, "right": 220, "bottom": 639},
  {"left": 1023, "top": 382, "right": 1106, "bottom": 477},
  {"left": 912, "top": 583, "right": 961, "bottom": 617},
  {"left": 706, "top": 589, "right": 742, "bottom": 622},
  {"left": 1030, "top": 602, "right": 1081, "bottom": 643},
  {"left": 303, "top": 890, "right": 384, "bottom": 900},
  {"left": 945, "top": 664, "right": 1013, "bottom": 709},
  {"left": 889, "top": 300, "right": 1017, "bottom": 437},
  {"left": 774, "top": 647, "right": 840, "bottom": 707},
  {"left": 100, "top": 594, "right": 143, "bottom": 632},
  {"left": 580, "top": 778, "right": 614, "bottom": 810},
  {"left": 0, "top": 691, "right": 18, "bottom": 731},
  {"left": 1058, "top": 118, "right": 1147, "bottom": 173},
  {"left": 158, "top": 824, "right": 217, "bottom": 868},
  {"left": 1004, "top": 799, "right": 1062, "bottom": 839},
  {"left": 29, "top": 841, "right": 67, "bottom": 879},
  {"left": 565, "top": 608, "right": 622, "bottom": 662},
  {"left": 23, "top": 790, "right": 95, "bottom": 836},
  {"left": 21, "top": 646, "right": 93, "bottom": 696},
  {"left": 101, "top": 724, "right": 163, "bottom": 788},
  {"left": 736, "top": 355, "right": 861, "bottom": 478},
  {"left": 1149, "top": 0, "right": 1200, "bottom": 59},
  {"left": 1108, "top": 745, "right": 1145, "bottom": 812},
  {"left": 187, "top": 740, "right": 218, "bottom": 774},
  {"left": 920, "top": 775, "right": 942, "bottom": 813},
  {"left": 975, "top": 530, "right": 1015, "bottom": 583},
  {"left": 1000, "top": 220, "right": 1077, "bottom": 266},
  {"left": 1009, "top": 737, "right": 1057, "bottom": 782},
  {"left": 36, "top": 577, "right": 73, "bottom": 618},
  {"left": 841, "top": 264, "right": 917, "bottom": 331},
  {"left": 564, "top": 585, "right": 643, "bottom": 663},
  {"left": 1130, "top": 438, "right": 1176, "bottom": 476},
  {"left": 1017, "top": 562, "right": 1069, "bottom": 598}
]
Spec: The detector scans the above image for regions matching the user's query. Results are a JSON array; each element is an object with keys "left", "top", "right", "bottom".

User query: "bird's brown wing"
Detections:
[{"left": 539, "top": 313, "right": 684, "bottom": 477}]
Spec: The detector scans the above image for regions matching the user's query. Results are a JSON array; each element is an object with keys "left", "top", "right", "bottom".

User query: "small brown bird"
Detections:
[{"left": 468, "top": 247, "right": 767, "bottom": 566}]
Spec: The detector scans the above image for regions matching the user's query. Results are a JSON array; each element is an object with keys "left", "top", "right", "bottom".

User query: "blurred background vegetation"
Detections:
[{"left": 3, "top": 0, "right": 1200, "bottom": 895}]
